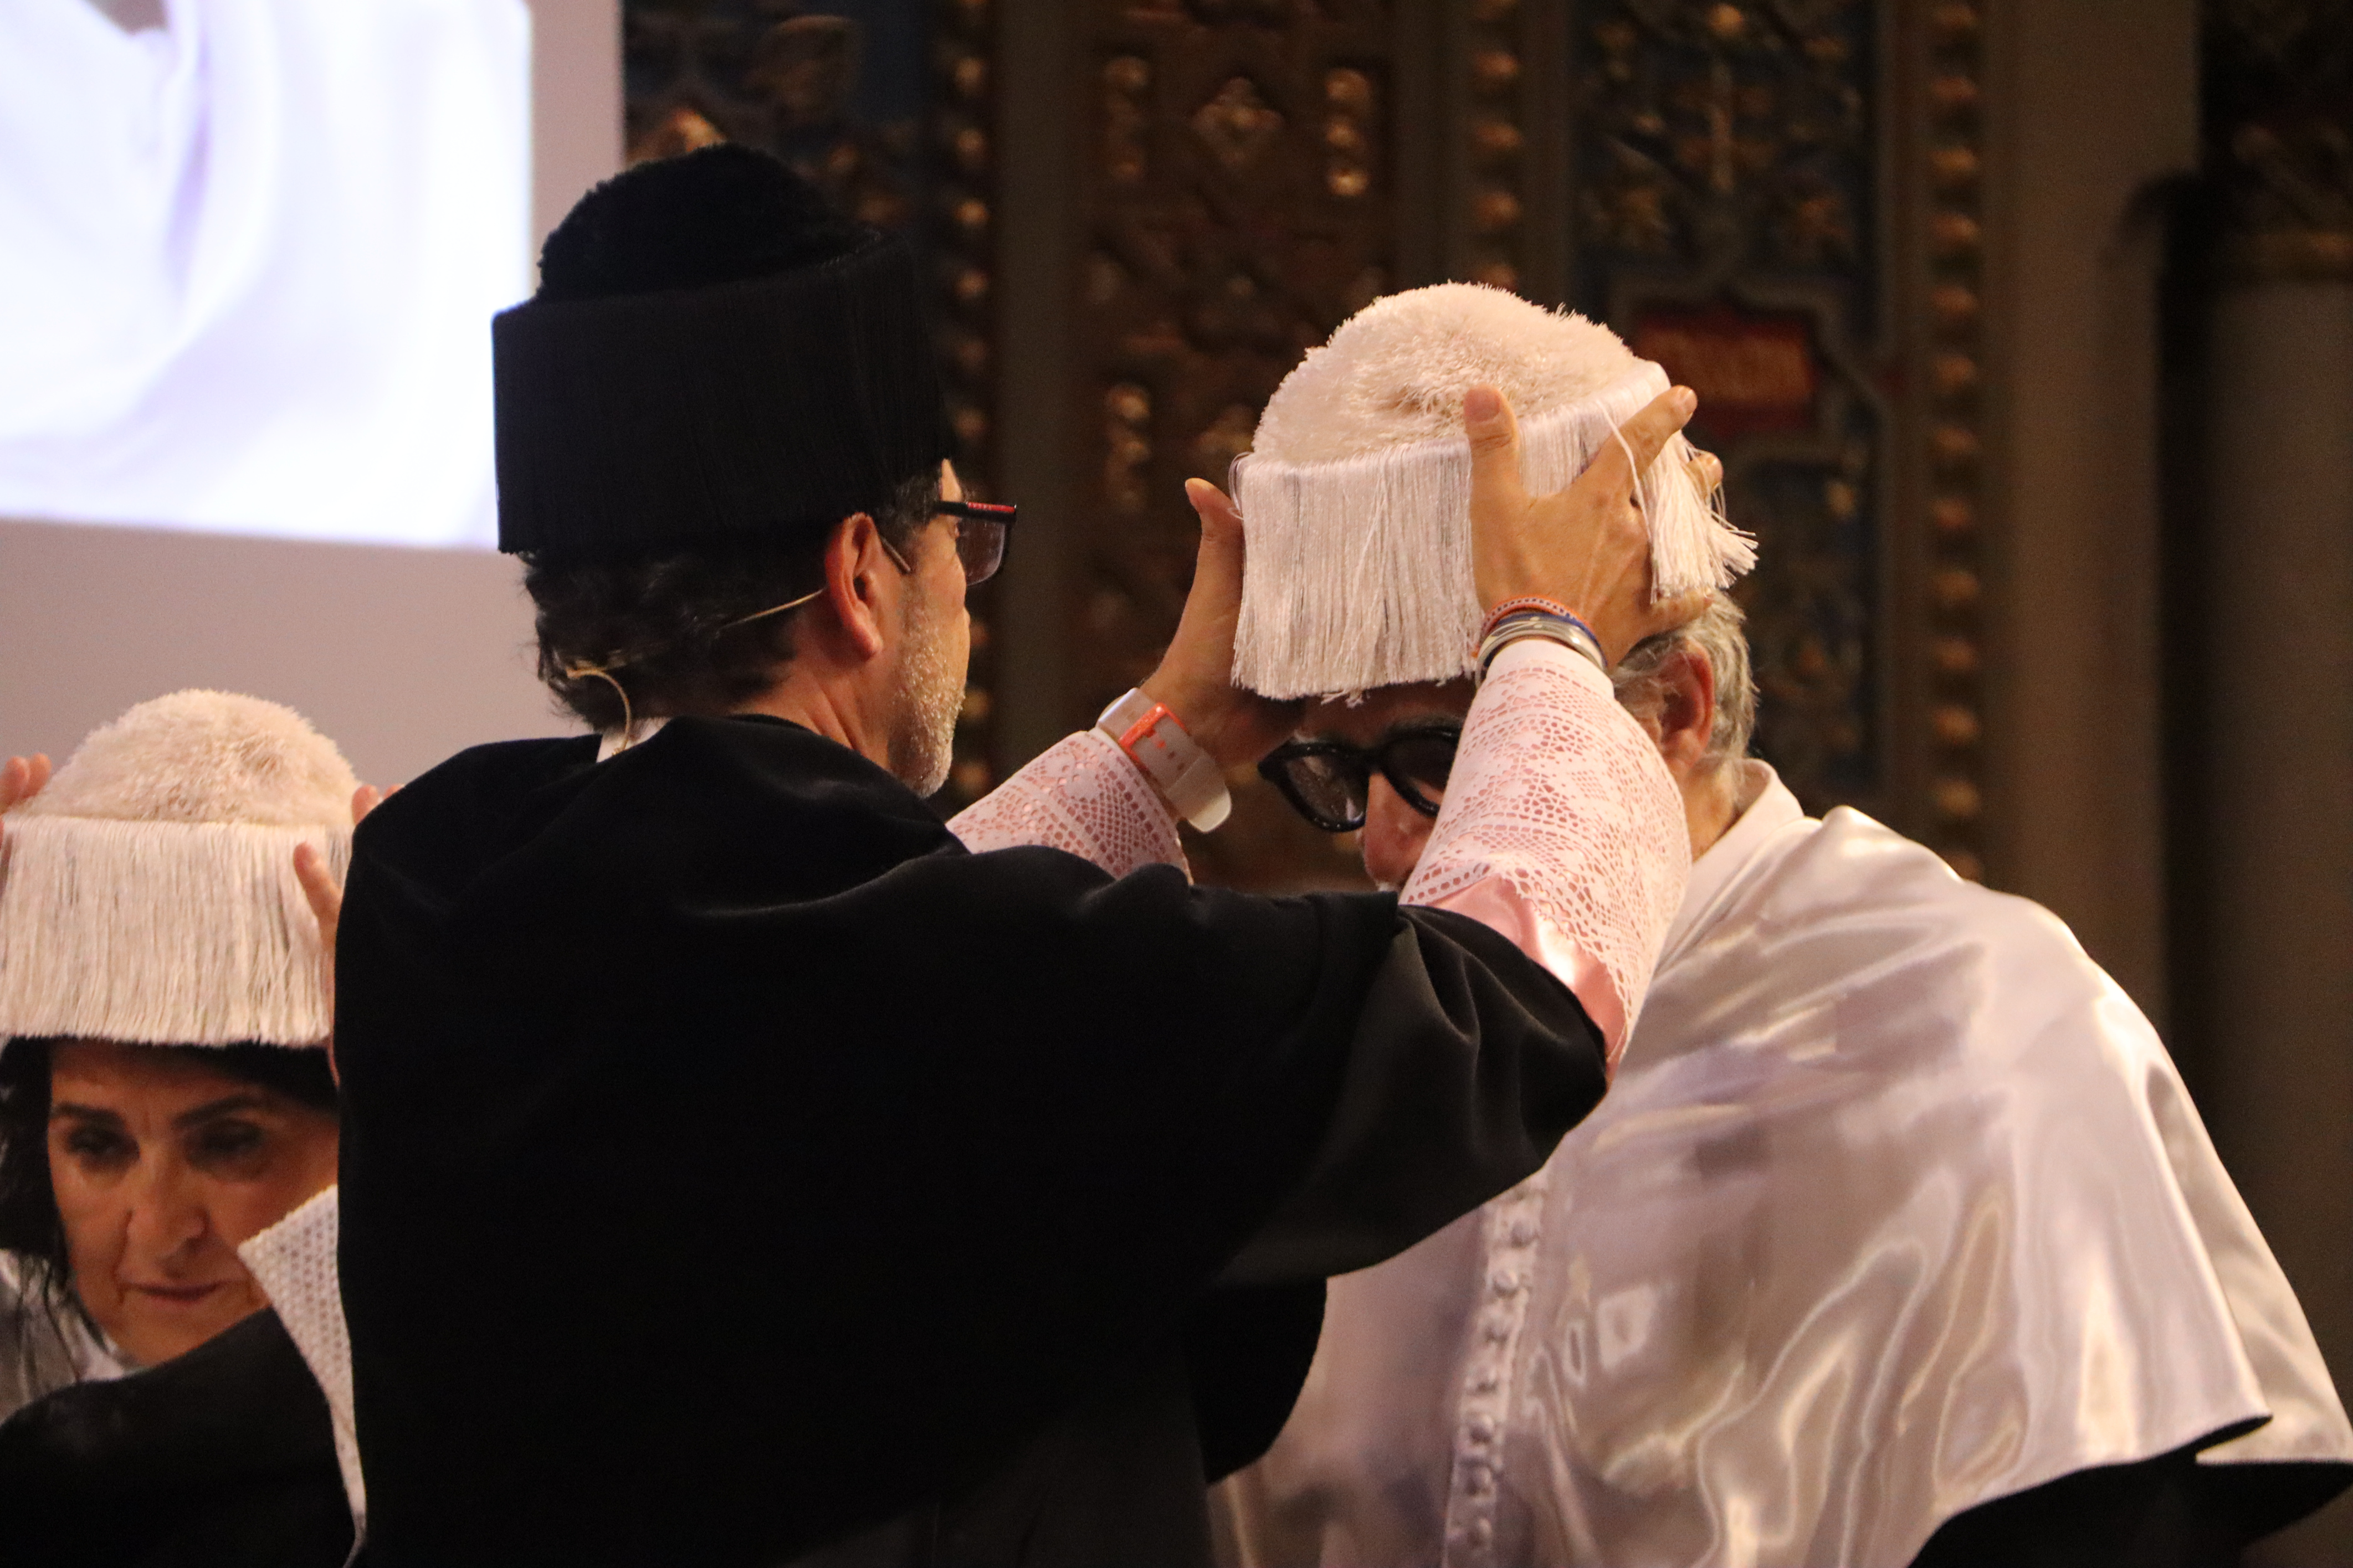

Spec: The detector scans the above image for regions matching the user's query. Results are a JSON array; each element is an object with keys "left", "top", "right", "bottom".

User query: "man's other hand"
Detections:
[
  {"left": 0, "top": 754, "right": 53, "bottom": 855},
  {"left": 1139, "top": 478, "right": 1304, "bottom": 769},
  {"left": 293, "top": 785, "right": 395, "bottom": 959},
  {"left": 1467, "top": 384, "right": 1710, "bottom": 665}
]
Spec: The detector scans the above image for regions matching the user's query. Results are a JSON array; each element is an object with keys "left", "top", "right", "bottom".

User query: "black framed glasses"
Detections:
[
  {"left": 1258, "top": 721, "right": 1463, "bottom": 833},
  {"left": 937, "top": 499, "right": 1017, "bottom": 586}
]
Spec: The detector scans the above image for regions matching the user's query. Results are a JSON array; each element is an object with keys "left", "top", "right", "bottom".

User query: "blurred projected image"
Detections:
[{"left": 0, "top": 0, "right": 530, "bottom": 549}]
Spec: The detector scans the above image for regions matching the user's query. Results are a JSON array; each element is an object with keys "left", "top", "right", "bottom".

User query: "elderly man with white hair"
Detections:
[{"left": 1212, "top": 284, "right": 2353, "bottom": 1568}]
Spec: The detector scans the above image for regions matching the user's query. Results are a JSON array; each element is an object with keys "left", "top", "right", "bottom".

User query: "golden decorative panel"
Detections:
[
  {"left": 1568, "top": 0, "right": 1994, "bottom": 876},
  {"left": 1069, "top": 0, "right": 1405, "bottom": 890}
]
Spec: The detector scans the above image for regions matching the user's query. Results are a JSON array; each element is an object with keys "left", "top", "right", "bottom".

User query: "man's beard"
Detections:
[{"left": 889, "top": 577, "right": 965, "bottom": 798}]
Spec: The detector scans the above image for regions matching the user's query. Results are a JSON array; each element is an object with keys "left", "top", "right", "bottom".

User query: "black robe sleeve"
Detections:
[
  {"left": 1180, "top": 905, "right": 1603, "bottom": 1484},
  {"left": 0, "top": 1308, "right": 352, "bottom": 1568},
  {"left": 1218, "top": 906, "right": 1600, "bottom": 1284},
  {"left": 334, "top": 715, "right": 1609, "bottom": 1567},
  {"left": 1181, "top": 1282, "right": 1328, "bottom": 1482},
  {"left": 1909, "top": 1440, "right": 2353, "bottom": 1568}
]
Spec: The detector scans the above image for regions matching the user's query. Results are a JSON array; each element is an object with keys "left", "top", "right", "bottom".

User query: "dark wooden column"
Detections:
[{"left": 2167, "top": 6, "right": 2353, "bottom": 1559}]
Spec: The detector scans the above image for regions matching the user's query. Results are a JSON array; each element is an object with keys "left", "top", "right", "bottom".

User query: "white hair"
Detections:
[{"left": 1611, "top": 596, "right": 1756, "bottom": 774}]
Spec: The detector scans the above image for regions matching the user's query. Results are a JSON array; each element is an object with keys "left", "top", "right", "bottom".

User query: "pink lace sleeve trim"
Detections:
[
  {"left": 947, "top": 730, "right": 1190, "bottom": 880},
  {"left": 1400, "top": 639, "right": 1689, "bottom": 1072}
]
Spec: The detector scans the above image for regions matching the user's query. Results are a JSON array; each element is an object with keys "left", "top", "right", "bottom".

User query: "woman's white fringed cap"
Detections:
[
  {"left": 0, "top": 691, "right": 358, "bottom": 1047},
  {"left": 1231, "top": 283, "right": 1756, "bottom": 699}
]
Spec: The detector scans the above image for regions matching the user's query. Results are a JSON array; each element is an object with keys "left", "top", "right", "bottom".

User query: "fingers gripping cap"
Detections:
[
  {"left": 1230, "top": 284, "right": 1756, "bottom": 700},
  {"left": 0, "top": 692, "right": 358, "bottom": 1047}
]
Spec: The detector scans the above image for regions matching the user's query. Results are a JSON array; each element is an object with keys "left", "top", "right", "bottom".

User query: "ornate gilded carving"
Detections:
[
  {"left": 1192, "top": 77, "right": 1287, "bottom": 171},
  {"left": 1465, "top": 1, "right": 1530, "bottom": 291},
  {"left": 933, "top": 0, "right": 1001, "bottom": 802},
  {"left": 1325, "top": 68, "right": 1377, "bottom": 200},
  {"left": 1105, "top": 56, "right": 1153, "bottom": 185},
  {"left": 622, "top": 0, "right": 1002, "bottom": 806},
  {"left": 1075, "top": 2, "right": 1402, "bottom": 891},
  {"left": 1918, "top": 0, "right": 1989, "bottom": 880},
  {"left": 2204, "top": 0, "right": 2353, "bottom": 279},
  {"left": 1104, "top": 383, "right": 1154, "bottom": 515},
  {"left": 1572, "top": 0, "right": 1885, "bottom": 826},
  {"left": 1578, "top": 4, "right": 1867, "bottom": 268},
  {"left": 624, "top": 3, "right": 915, "bottom": 229}
]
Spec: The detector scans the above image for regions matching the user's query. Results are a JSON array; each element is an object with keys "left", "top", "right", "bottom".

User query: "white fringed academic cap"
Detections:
[
  {"left": 0, "top": 692, "right": 357, "bottom": 1047},
  {"left": 1231, "top": 284, "right": 1756, "bottom": 699}
]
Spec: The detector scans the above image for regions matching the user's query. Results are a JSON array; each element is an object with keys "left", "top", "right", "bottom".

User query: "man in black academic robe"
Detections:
[{"left": 334, "top": 145, "right": 1705, "bottom": 1567}]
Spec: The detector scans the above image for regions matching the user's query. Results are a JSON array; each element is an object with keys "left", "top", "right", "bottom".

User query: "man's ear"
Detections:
[
  {"left": 818, "top": 512, "right": 891, "bottom": 661},
  {"left": 1654, "top": 645, "right": 1719, "bottom": 776}
]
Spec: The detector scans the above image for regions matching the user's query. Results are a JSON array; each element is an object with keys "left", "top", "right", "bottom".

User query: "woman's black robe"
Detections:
[
  {"left": 334, "top": 714, "right": 1613, "bottom": 1567},
  {"left": 0, "top": 1308, "right": 351, "bottom": 1567}
]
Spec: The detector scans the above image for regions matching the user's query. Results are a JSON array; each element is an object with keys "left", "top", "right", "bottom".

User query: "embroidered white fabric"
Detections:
[
  {"left": 947, "top": 729, "right": 1189, "bottom": 878},
  {"left": 238, "top": 1185, "right": 365, "bottom": 1544},
  {"left": 1217, "top": 768, "right": 2353, "bottom": 1568},
  {"left": 1438, "top": 1170, "right": 1554, "bottom": 1563},
  {"left": 1401, "top": 639, "right": 1689, "bottom": 1067}
]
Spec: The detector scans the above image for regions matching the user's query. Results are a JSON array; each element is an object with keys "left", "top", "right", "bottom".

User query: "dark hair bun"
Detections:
[{"left": 536, "top": 144, "right": 870, "bottom": 303}]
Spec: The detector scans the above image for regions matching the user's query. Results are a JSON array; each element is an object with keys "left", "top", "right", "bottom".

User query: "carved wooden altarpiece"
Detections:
[
  {"left": 1067, "top": 2, "right": 1414, "bottom": 889},
  {"left": 1566, "top": 0, "right": 1994, "bottom": 880},
  {"left": 620, "top": 0, "right": 2000, "bottom": 887},
  {"left": 1035, "top": 0, "right": 1996, "bottom": 888}
]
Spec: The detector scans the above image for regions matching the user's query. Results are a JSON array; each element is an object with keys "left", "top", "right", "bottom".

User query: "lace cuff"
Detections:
[
  {"left": 238, "top": 1185, "right": 365, "bottom": 1539},
  {"left": 948, "top": 730, "right": 1190, "bottom": 880},
  {"left": 1401, "top": 639, "right": 1689, "bottom": 1071}
]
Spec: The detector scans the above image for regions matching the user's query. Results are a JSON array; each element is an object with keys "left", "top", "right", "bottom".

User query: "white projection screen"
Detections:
[
  {"left": 0, "top": 0, "right": 619, "bottom": 783},
  {"left": 0, "top": 0, "right": 529, "bottom": 547}
]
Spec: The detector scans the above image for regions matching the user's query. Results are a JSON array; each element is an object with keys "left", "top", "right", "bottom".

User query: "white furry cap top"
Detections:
[
  {"left": 0, "top": 691, "right": 359, "bottom": 1047},
  {"left": 1232, "top": 283, "right": 1756, "bottom": 699}
]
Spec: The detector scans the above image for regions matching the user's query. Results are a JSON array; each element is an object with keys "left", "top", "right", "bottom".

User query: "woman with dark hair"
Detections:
[
  {"left": 0, "top": 1037, "right": 339, "bottom": 1405},
  {"left": 0, "top": 693, "right": 371, "bottom": 1566}
]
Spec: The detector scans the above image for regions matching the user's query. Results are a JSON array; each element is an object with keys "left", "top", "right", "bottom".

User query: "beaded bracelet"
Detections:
[
  {"left": 1482, "top": 594, "right": 1570, "bottom": 624},
  {"left": 1475, "top": 609, "right": 1607, "bottom": 680},
  {"left": 1479, "top": 595, "right": 1602, "bottom": 651}
]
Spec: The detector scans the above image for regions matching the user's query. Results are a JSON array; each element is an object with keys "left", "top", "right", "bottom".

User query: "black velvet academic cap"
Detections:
[{"left": 492, "top": 144, "right": 952, "bottom": 559}]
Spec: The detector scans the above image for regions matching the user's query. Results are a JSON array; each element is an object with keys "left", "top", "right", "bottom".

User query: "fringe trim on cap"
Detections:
[
  {"left": 0, "top": 817, "right": 345, "bottom": 1047},
  {"left": 1231, "top": 363, "right": 1756, "bottom": 700}
]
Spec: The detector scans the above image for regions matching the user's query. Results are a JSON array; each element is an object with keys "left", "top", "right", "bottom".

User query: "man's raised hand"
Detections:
[
  {"left": 1138, "top": 477, "right": 1303, "bottom": 768},
  {"left": 293, "top": 784, "right": 393, "bottom": 958},
  {"left": 1465, "top": 383, "right": 1710, "bottom": 666},
  {"left": 0, "top": 754, "right": 53, "bottom": 854},
  {"left": 1, "top": 753, "right": 52, "bottom": 813}
]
